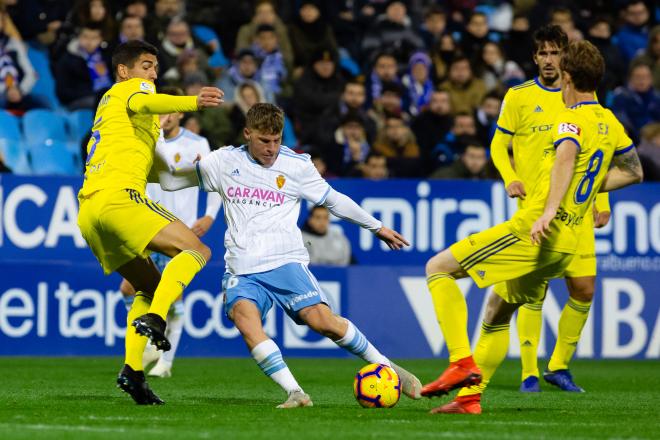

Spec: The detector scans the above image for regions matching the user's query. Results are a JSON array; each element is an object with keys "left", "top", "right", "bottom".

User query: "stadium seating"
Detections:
[
  {"left": 66, "top": 109, "right": 94, "bottom": 143},
  {"left": 26, "top": 43, "right": 61, "bottom": 110},
  {"left": 0, "top": 138, "right": 31, "bottom": 175},
  {"left": 28, "top": 140, "right": 78, "bottom": 176},
  {"left": 23, "top": 109, "right": 68, "bottom": 145},
  {"left": 0, "top": 111, "right": 22, "bottom": 140}
]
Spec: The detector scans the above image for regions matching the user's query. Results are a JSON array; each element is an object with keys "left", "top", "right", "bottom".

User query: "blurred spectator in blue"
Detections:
[
  {"left": 549, "top": 7, "right": 583, "bottom": 42},
  {"left": 361, "top": 1, "right": 423, "bottom": 68},
  {"left": 236, "top": 0, "right": 294, "bottom": 71},
  {"left": 474, "top": 91, "right": 501, "bottom": 147},
  {"left": 632, "top": 25, "right": 660, "bottom": 91},
  {"left": 289, "top": 0, "right": 337, "bottom": 79},
  {"left": 293, "top": 47, "right": 344, "bottom": 145},
  {"left": 0, "top": 5, "right": 38, "bottom": 112},
  {"left": 504, "top": 13, "right": 535, "bottom": 77},
  {"left": 217, "top": 48, "right": 272, "bottom": 105},
  {"left": 158, "top": 18, "right": 209, "bottom": 84},
  {"left": 372, "top": 113, "right": 421, "bottom": 177},
  {"left": 402, "top": 51, "right": 434, "bottom": 116},
  {"left": 366, "top": 52, "right": 400, "bottom": 107},
  {"left": 252, "top": 24, "right": 288, "bottom": 98},
  {"left": 54, "top": 24, "right": 111, "bottom": 110},
  {"left": 612, "top": 61, "right": 660, "bottom": 143},
  {"left": 638, "top": 123, "right": 660, "bottom": 181},
  {"left": 411, "top": 89, "right": 452, "bottom": 172},
  {"left": 6, "top": 0, "right": 70, "bottom": 46},
  {"left": 318, "top": 79, "right": 377, "bottom": 147},
  {"left": 615, "top": 0, "right": 651, "bottom": 65},
  {"left": 430, "top": 112, "right": 477, "bottom": 168},
  {"left": 586, "top": 16, "right": 626, "bottom": 104},
  {"left": 419, "top": 5, "right": 447, "bottom": 51},
  {"left": 302, "top": 205, "right": 351, "bottom": 267},
  {"left": 368, "top": 80, "right": 406, "bottom": 131},
  {"left": 440, "top": 55, "right": 486, "bottom": 115},
  {"left": 324, "top": 111, "right": 371, "bottom": 176},
  {"left": 479, "top": 41, "right": 525, "bottom": 91}
]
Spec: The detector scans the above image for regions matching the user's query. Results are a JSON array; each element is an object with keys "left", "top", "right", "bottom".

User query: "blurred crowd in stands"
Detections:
[{"left": 0, "top": 0, "right": 658, "bottom": 181}]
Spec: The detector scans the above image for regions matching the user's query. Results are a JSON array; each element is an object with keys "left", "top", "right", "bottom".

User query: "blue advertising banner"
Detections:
[
  {"left": 0, "top": 262, "right": 658, "bottom": 359},
  {"left": 1, "top": 176, "right": 659, "bottom": 265},
  {"left": 0, "top": 175, "right": 658, "bottom": 358}
]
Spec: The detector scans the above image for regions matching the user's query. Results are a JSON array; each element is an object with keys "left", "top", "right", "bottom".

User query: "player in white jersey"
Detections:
[
  {"left": 121, "top": 86, "right": 222, "bottom": 378},
  {"left": 156, "top": 103, "right": 422, "bottom": 408}
]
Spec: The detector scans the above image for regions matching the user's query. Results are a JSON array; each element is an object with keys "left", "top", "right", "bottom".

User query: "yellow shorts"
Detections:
[
  {"left": 563, "top": 224, "right": 597, "bottom": 278},
  {"left": 450, "top": 222, "right": 574, "bottom": 304},
  {"left": 77, "top": 188, "right": 177, "bottom": 274}
]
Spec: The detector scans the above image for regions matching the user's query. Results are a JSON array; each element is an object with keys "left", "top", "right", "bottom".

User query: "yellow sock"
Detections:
[
  {"left": 548, "top": 297, "right": 591, "bottom": 371},
  {"left": 517, "top": 302, "right": 543, "bottom": 380},
  {"left": 427, "top": 272, "right": 471, "bottom": 362},
  {"left": 458, "top": 322, "right": 510, "bottom": 397},
  {"left": 125, "top": 292, "right": 151, "bottom": 371},
  {"left": 149, "top": 250, "right": 206, "bottom": 319}
]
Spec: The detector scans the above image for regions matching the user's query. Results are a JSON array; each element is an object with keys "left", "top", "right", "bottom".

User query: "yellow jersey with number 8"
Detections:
[
  {"left": 509, "top": 100, "right": 633, "bottom": 253},
  {"left": 79, "top": 78, "right": 160, "bottom": 197}
]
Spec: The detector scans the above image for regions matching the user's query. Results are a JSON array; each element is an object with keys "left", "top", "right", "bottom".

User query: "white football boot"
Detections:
[
  {"left": 276, "top": 390, "right": 313, "bottom": 409},
  {"left": 391, "top": 362, "right": 423, "bottom": 399},
  {"left": 148, "top": 359, "right": 172, "bottom": 378},
  {"left": 142, "top": 342, "right": 161, "bottom": 369}
]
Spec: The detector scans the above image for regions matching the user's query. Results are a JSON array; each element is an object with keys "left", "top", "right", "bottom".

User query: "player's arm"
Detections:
[
  {"left": 491, "top": 89, "right": 525, "bottom": 198},
  {"left": 599, "top": 148, "right": 643, "bottom": 191},
  {"left": 530, "top": 140, "right": 578, "bottom": 244},
  {"left": 191, "top": 192, "right": 222, "bottom": 237},
  {"left": 322, "top": 189, "right": 409, "bottom": 250},
  {"left": 128, "top": 86, "right": 223, "bottom": 114},
  {"left": 593, "top": 192, "right": 611, "bottom": 228}
]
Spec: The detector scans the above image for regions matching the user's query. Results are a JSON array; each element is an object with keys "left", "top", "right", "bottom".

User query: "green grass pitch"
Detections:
[{"left": 1, "top": 357, "right": 658, "bottom": 439}]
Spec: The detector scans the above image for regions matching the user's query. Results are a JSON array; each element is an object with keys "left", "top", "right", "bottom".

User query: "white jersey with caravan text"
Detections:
[
  {"left": 196, "top": 145, "right": 331, "bottom": 275},
  {"left": 148, "top": 128, "right": 213, "bottom": 227}
]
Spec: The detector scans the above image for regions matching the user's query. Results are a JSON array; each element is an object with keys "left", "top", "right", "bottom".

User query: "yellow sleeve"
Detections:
[
  {"left": 552, "top": 111, "right": 583, "bottom": 151},
  {"left": 612, "top": 118, "right": 635, "bottom": 156},
  {"left": 490, "top": 129, "right": 518, "bottom": 186},
  {"left": 495, "top": 89, "right": 519, "bottom": 135},
  {"left": 594, "top": 192, "right": 610, "bottom": 212},
  {"left": 128, "top": 92, "right": 198, "bottom": 114}
]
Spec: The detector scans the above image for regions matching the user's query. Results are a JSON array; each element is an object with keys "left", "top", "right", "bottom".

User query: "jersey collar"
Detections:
[
  {"left": 164, "top": 127, "right": 185, "bottom": 143},
  {"left": 569, "top": 101, "right": 599, "bottom": 109},
  {"left": 534, "top": 77, "right": 561, "bottom": 92}
]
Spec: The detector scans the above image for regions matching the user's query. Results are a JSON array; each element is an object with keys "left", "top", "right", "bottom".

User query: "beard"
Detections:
[{"left": 540, "top": 71, "right": 559, "bottom": 85}]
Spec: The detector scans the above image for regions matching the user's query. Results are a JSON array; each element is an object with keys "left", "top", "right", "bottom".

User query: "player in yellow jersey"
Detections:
[
  {"left": 419, "top": 40, "right": 643, "bottom": 414},
  {"left": 491, "top": 25, "right": 612, "bottom": 393},
  {"left": 76, "top": 40, "right": 223, "bottom": 404}
]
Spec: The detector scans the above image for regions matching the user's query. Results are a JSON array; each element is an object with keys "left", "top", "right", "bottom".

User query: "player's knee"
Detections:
[
  {"left": 569, "top": 287, "right": 594, "bottom": 302},
  {"left": 426, "top": 252, "right": 449, "bottom": 276}
]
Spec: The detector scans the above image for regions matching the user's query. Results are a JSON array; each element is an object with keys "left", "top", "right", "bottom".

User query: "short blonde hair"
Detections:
[{"left": 245, "top": 103, "right": 284, "bottom": 134}]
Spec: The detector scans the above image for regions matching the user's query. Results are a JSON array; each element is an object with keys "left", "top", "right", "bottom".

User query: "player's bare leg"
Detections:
[
  {"left": 422, "top": 249, "right": 481, "bottom": 397},
  {"left": 433, "top": 293, "right": 522, "bottom": 415},
  {"left": 544, "top": 276, "right": 594, "bottom": 392},
  {"left": 230, "top": 300, "right": 312, "bottom": 408},
  {"left": 116, "top": 257, "right": 164, "bottom": 404},
  {"left": 133, "top": 220, "right": 211, "bottom": 351},
  {"left": 300, "top": 304, "right": 422, "bottom": 399}
]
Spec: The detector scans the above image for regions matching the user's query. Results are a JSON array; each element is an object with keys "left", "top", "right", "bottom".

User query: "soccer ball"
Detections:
[{"left": 353, "top": 363, "right": 401, "bottom": 408}]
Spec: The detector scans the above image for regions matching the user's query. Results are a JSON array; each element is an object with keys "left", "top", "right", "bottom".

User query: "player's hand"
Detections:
[
  {"left": 530, "top": 211, "right": 554, "bottom": 245},
  {"left": 375, "top": 226, "right": 410, "bottom": 250},
  {"left": 506, "top": 181, "right": 526, "bottom": 199},
  {"left": 197, "top": 87, "right": 224, "bottom": 108},
  {"left": 593, "top": 205, "right": 611, "bottom": 229},
  {"left": 191, "top": 215, "right": 213, "bottom": 237}
]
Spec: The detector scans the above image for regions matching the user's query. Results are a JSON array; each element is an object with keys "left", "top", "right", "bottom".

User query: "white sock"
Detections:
[
  {"left": 251, "top": 339, "right": 302, "bottom": 394},
  {"left": 160, "top": 314, "right": 183, "bottom": 367},
  {"left": 335, "top": 320, "right": 391, "bottom": 366}
]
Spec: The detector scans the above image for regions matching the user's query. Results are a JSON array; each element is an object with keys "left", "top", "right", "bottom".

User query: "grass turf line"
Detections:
[{"left": 0, "top": 358, "right": 658, "bottom": 439}]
